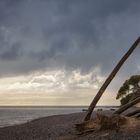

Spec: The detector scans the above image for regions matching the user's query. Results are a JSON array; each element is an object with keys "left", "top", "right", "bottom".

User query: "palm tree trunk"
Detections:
[{"left": 84, "top": 37, "right": 140, "bottom": 121}]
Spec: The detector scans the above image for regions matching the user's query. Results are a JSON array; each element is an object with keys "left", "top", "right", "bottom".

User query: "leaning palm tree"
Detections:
[{"left": 84, "top": 37, "right": 140, "bottom": 121}]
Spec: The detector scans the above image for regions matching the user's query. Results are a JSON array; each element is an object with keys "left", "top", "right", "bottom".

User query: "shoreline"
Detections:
[
  {"left": 0, "top": 110, "right": 140, "bottom": 140},
  {"left": 0, "top": 106, "right": 119, "bottom": 128}
]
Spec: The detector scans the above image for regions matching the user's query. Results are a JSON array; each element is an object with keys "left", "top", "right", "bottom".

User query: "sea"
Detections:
[{"left": 0, "top": 106, "right": 118, "bottom": 128}]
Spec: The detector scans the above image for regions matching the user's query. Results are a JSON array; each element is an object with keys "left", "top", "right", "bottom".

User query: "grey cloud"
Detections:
[
  {"left": 0, "top": 27, "right": 23, "bottom": 61},
  {"left": 0, "top": 0, "right": 140, "bottom": 78},
  {"left": 0, "top": 42, "right": 23, "bottom": 60}
]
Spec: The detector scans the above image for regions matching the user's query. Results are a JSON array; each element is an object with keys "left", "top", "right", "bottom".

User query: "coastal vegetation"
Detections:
[{"left": 116, "top": 75, "right": 140, "bottom": 105}]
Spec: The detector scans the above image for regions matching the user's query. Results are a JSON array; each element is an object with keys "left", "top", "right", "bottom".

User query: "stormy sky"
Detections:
[{"left": 0, "top": 0, "right": 140, "bottom": 106}]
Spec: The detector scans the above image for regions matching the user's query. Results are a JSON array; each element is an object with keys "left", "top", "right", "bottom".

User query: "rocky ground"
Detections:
[{"left": 0, "top": 110, "right": 140, "bottom": 140}]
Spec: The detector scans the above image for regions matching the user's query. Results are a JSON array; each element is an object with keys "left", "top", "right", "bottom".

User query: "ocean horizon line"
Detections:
[{"left": 0, "top": 105, "right": 120, "bottom": 108}]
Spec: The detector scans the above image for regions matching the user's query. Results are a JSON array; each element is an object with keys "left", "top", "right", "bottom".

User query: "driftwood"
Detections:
[
  {"left": 95, "top": 114, "right": 126, "bottom": 130},
  {"left": 76, "top": 114, "right": 127, "bottom": 135},
  {"left": 126, "top": 109, "right": 140, "bottom": 117},
  {"left": 84, "top": 37, "right": 140, "bottom": 121},
  {"left": 114, "top": 97, "right": 140, "bottom": 115},
  {"left": 136, "top": 113, "right": 140, "bottom": 118}
]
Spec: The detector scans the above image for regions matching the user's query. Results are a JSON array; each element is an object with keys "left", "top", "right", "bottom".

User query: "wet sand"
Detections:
[{"left": 0, "top": 110, "right": 140, "bottom": 140}]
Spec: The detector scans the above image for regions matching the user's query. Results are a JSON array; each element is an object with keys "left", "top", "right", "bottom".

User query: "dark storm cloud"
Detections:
[
  {"left": 0, "top": 42, "right": 23, "bottom": 60},
  {"left": 0, "top": 27, "right": 23, "bottom": 61},
  {"left": 0, "top": 0, "right": 140, "bottom": 77}
]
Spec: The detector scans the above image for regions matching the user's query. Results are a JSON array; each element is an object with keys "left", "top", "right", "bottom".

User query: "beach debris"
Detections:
[
  {"left": 83, "top": 37, "right": 140, "bottom": 121},
  {"left": 76, "top": 114, "right": 127, "bottom": 135},
  {"left": 136, "top": 113, "right": 140, "bottom": 118},
  {"left": 95, "top": 114, "right": 126, "bottom": 130},
  {"left": 75, "top": 119, "right": 98, "bottom": 134},
  {"left": 110, "top": 108, "right": 116, "bottom": 111},
  {"left": 101, "top": 133, "right": 109, "bottom": 138},
  {"left": 114, "top": 97, "right": 140, "bottom": 115},
  {"left": 97, "top": 108, "right": 103, "bottom": 111},
  {"left": 126, "top": 109, "right": 140, "bottom": 117},
  {"left": 82, "top": 109, "right": 88, "bottom": 112}
]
